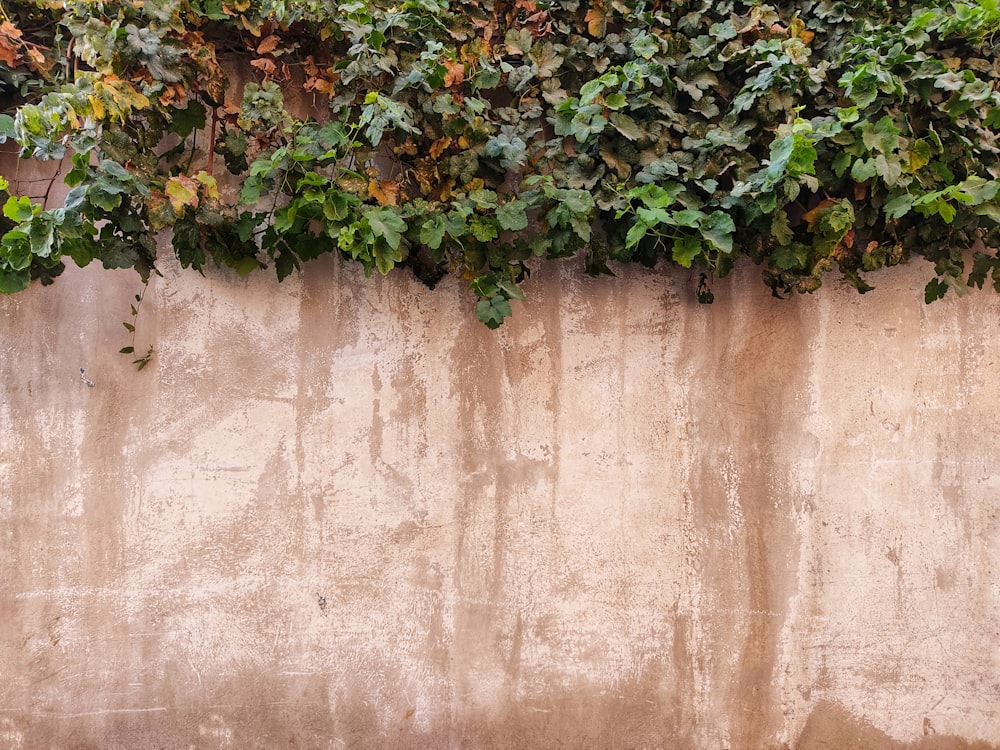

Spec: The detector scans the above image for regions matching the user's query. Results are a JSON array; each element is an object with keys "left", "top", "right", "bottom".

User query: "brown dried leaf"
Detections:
[
  {"left": 304, "top": 74, "right": 335, "bottom": 95},
  {"left": 802, "top": 198, "right": 836, "bottom": 229},
  {"left": 368, "top": 179, "right": 400, "bottom": 206},
  {"left": 158, "top": 82, "right": 187, "bottom": 106},
  {"left": 0, "top": 21, "right": 22, "bottom": 68},
  {"left": 24, "top": 46, "right": 49, "bottom": 73},
  {"left": 250, "top": 57, "right": 277, "bottom": 76},
  {"left": 0, "top": 20, "right": 21, "bottom": 39},
  {"left": 256, "top": 34, "right": 280, "bottom": 54},
  {"left": 430, "top": 136, "right": 452, "bottom": 159},
  {"left": 444, "top": 59, "right": 465, "bottom": 88},
  {"left": 585, "top": 5, "right": 607, "bottom": 38},
  {"left": 0, "top": 38, "right": 20, "bottom": 67},
  {"left": 437, "top": 177, "right": 456, "bottom": 201}
]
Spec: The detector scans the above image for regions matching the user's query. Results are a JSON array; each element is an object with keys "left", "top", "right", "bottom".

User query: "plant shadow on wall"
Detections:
[{"left": 2, "top": 0, "right": 1000, "bottom": 362}]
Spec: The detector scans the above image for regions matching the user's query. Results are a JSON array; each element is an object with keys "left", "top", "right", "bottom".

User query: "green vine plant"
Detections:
[
  {"left": 120, "top": 277, "right": 153, "bottom": 370},
  {"left": 2, "top": 0, "right": 1000, "bottom": 337}
]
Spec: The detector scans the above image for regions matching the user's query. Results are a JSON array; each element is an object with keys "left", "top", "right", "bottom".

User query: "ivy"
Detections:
[{"left": 1, "top": 0, "right": 1000, "bottom": 336}]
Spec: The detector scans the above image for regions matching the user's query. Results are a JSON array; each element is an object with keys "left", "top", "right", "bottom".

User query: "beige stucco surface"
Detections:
[{"left": 1, "top": 247, "right": 999, "bottom": 748}]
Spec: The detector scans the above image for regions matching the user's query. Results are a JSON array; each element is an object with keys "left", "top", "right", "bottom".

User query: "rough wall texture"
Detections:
[{"left": 1, "top": 246, "right": 999, "bottom": 749}]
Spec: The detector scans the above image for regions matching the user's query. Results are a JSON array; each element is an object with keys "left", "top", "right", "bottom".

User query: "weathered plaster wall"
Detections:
[{"left": 1, "top": 247, "right": 999, "bottom": 749}]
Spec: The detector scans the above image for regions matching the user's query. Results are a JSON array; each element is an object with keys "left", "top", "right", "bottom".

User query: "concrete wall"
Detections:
[{"left": 1, "top": 247, "right": 999, "bottom": 749}]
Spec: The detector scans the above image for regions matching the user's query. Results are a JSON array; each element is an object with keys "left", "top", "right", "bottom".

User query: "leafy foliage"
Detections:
[{"left": 3, "top": 0, "right": 1000, "bottom": 331}]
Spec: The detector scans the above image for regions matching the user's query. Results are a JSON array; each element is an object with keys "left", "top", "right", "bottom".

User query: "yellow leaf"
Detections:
[
  {"left": 165, "top": 174, "right": 200, "bottom": 213},
  {"left": 908, "top": 141, "right": 932, "bottom": 172},
  {"left": 789, "top": 17, "right": 814, "bottom": 44},
  {"left": 239, "top": 15, "right": 262, "bottom": 36},
  {"left": 437, "top": 177, "right": 455, "bottom": 201},
  {"left": 92, "top": 76, "right": 150, "bottom": 122},
  {"left": 88, "top": 94, "right": 106, "bottom": 121},
  {"left": 145, "top": 190, "right": 176, "bottom": 230},
  {"left": 195, "top": 171, "right": 219, "bottom": 200},
  {"left": 429, "top": 136, "right": 451, "bottom": 159}
]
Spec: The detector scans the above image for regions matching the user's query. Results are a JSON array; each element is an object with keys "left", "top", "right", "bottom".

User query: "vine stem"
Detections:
[
  {"left": 206, "top": 105, "right": 218, "bottom": 176},
  {"left": 121, "top": 277, "right": 154, "bottom": 370}
]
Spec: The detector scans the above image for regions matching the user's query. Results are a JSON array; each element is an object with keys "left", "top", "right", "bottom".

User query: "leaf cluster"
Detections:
[{"left": 3, "top": 0, "right": 1000, "bottom": 327}]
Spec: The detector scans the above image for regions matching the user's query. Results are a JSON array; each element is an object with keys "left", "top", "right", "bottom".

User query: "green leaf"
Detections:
[
  {"left": 1, "top": 231, "right": 31, "bottom": 270},
  {"left": 29, "top": 220, "right": 55, "bottom": 258},
  {"left": 475, "top": 295, "right": 513, "bottom": 329},
  {"left": 608, "top": 112, "right": 643, "bottom": 141},
  {"left": 0, "top": 114, "right": 14, "bottom": 141},
  {"left": 364, "top": 207, "right": 407, "bottom": 250},
  {"left": 861, "top": 116, "right": 900, "bottom": 154},
  {"left": 709, "top": 20, "right": 737, "bottom": 41},
  {"left": 689, "top": 35, "right": 716, "bottom": 57},
  {"left": 323, "top": 191, "right": 353, "bottom": 222},
  {"left": 976, "top": 204, "right": 1000, "bottom": 224},
  {"left": 770, "top": 208, "right": 793, "bottom": 245},
  {"left": 230, "top": 255, "right": 261, "bottom": 277},
  {"left": 88, "top": 189, "right": 123, "bottom": 212},
  {"left": 0, "top": 265, "right": 30, "bottom": 294},
  {"left": 99, "top": 159, "right": 133, "bottom": 182},
  {"left": 469, "top": 215, "right": 498, "bottom": 242},
  {"left": 924, "top": 277, "right": 948, "bottom": 303},
  {"left": 625, "top": 220, "right": 649, "bottom": 249},
  {"left": 168, "top": 101, "right": 208, "bottom": 138},
  {"left": 907, "top": 139, "right": 932, "bottom": 172},
  {"left": 420, "top": 216, "right": 447, "bottom": 249},
  {"left": 632, "top": 34, "right": 659, "bottom": 59},
  {"left": 3, "top": 196, "right": 36, "bottom": 223},
  {"left": 773, "top": 242, "right": 810, "bottom": 270},
  {"left": 274, "top": 202, "right": 298, "bottom": 232},
  {"left": 701, "top": 211, "right": 735, "bottom": 254},
  {"left": 836, "top": 106, "right": 860, "bottom": 124},
  {"left": 883, "top": 194, "right": 914, "bottom": 220},
  {"left": 604, "top": 92, "right": 627, "bottom": 110},
  {"left": 275, "top": 249, "right": 299, "bottom": 281},
  {"left": 497, "top": 279, "right": 526, "bottom": 301},
  {"left": 496, "top": 200, "right": 529, "bottom": 232},
  {"left": 672, "top": 236, "right": 702, "bottom": 268},
  {"left": 373, "top": 240, "right": 403, "bottom": 275},
  {"left": 851, "top": 158, "right": 878, "bottom": 182},
  {"left": 766, "top": 136, "right": 795, "bottom": 180},
  {"left": 671, "top": 209, "right": 702, "bottom": 228}
]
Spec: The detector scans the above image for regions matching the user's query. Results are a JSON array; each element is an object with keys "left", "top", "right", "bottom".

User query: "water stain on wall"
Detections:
[{"left": 2, "top": 245, "right": 999, "bottom": 747}]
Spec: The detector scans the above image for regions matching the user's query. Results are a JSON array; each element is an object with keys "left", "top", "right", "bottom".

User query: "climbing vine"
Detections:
[{"left": 2, "top": 0, "right": 1000, "bottom": 331}]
